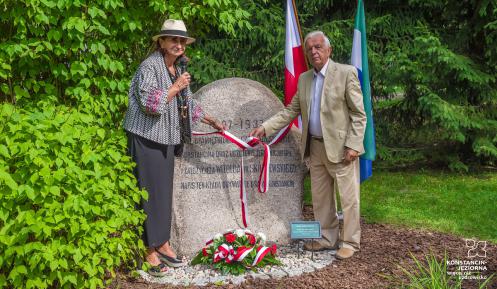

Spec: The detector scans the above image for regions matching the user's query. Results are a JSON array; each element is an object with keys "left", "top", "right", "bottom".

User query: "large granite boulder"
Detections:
[{"left": 170, "top": 78, "right": 305, "bottom": 257}]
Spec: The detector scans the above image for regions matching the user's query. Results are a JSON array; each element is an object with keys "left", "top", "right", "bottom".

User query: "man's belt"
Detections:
[{"left": 311, "top": 135, "right": 324, "bottom": 142}]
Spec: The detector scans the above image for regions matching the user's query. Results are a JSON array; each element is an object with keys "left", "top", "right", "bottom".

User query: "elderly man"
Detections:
[{"left": 250, "top": 31, "right": 366, "bottom": 259}]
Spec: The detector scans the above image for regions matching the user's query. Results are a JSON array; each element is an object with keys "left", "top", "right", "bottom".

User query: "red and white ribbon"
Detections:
[
  {"left": 252, "top": 246, "right": 271, "bottom": 266},
  {"left": 213, "top": 243, "right": 255, "bottom": 264},
  {"left": 240, "top": 156, "right": 248, "bottom": 226},
  {"left": 214, "top": 244, "right": 235, "bottom": 263},
  {"left": 233, "top": 246, "right": 254, "bottom": 261},
  {"left": 193, "top": 125, "right": 291, "bottom": 227}
]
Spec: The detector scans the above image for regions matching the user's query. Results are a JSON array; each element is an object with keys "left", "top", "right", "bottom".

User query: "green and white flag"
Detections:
[{"left": 351, "top": 0, "right": 376, "bottom": 182}]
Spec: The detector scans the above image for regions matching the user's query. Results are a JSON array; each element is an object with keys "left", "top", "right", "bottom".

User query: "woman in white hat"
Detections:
[{"left": 123, "top": 19, "right": 224, "bottom": 276}]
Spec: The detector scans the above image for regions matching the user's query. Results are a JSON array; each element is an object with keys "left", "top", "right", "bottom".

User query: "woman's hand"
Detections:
[
  {"left": 173, "top": 72, "right": 191, "bottom": 92},
  {"left": 209, "top": 118, "right": 226, "bottom": 132},
  {"left": 168, "top": 72, "right": 191, "bottom": 102},
  {"left": 201, "top": 114, "right": 226, "bottom": 131}
]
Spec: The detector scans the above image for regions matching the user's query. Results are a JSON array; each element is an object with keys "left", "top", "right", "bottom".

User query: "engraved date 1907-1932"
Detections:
[{"left": 221, "top": 118, "right": 265, "bottom": 130}]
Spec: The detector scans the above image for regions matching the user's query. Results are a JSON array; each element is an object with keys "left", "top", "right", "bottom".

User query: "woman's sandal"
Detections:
[
  {"left": 148, "top": 262, "right": 168, "bottom": 277},
  {"left": 155, "top": 248, "right": 185, "bottom": 268}
]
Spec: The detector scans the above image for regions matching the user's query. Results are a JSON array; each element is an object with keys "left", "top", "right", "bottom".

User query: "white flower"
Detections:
[
  {"left": 213, "top": 233, "right": 223, "bottom": 240},
  {"left": 244, "top": 229, "right": 253, "bottom": 234},
  {"left": 224, "top": 228, "right": 234, "bottom": 234},
  {"left": 257, "top": 232, "right": 267, "bottom": 243},
  {"left": 235, "top": 229, "right": 245, "bottom": 237}
]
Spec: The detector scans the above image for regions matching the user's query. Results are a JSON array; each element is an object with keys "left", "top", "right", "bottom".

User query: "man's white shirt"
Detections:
[{"left": 309, "top": 59, "right": 330, "bottom": 137}]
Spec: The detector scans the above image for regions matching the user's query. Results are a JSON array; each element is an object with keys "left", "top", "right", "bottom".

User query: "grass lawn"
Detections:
[{"left": 303, "top": 170, "right": 497, "bottom": 242}]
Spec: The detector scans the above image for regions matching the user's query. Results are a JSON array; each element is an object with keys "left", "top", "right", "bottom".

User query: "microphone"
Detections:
[
  {"left": 178, "top": 55, "right": 189, "bottom": 97},
  {"left": 178, "top": 55, "right": 188, "bottom": 74}
]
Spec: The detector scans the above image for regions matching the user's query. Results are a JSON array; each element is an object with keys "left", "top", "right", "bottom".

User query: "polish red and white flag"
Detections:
[{"left": 284, "top": 0, "right": 307, "bottom": 128}]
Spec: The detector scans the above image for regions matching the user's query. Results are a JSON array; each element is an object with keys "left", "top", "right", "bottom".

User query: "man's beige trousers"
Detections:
[{"left": 309, "top": 138, "right": 361, "bottom": 251}]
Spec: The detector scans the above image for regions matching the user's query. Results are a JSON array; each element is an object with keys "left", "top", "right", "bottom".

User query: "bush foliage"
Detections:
[{"left": 0, "top": 104, "right": 145, "bottom": 288}]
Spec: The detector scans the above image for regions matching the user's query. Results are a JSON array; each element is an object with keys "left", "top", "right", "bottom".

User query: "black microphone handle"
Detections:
[{"left": 178, "top": 57, "right": 188, "bottom": 97}]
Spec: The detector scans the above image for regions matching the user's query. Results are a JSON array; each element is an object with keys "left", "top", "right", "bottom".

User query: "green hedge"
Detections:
[{"left": 0, "top": 104, "right": 145, "bottom": 288}]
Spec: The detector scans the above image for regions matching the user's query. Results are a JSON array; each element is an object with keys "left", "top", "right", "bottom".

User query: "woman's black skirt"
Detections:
[{"left": 127, "top": 132, "right": 175, "bottom": 248}]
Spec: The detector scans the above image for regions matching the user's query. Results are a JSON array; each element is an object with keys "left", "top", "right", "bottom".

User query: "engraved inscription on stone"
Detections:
[{"left": 170, "top": 78, "right": 305, "bottom": 256}]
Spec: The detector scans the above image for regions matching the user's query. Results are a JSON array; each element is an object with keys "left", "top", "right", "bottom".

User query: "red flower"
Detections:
[
  {"left": 202, "top": 248, "right": 208, "bottom": 256},
  {"left": 270, "top": 244, "right": 277, "bottom": 255},
  {"left": 248, "top": 234, "right": 256, "bottom": 245},
  {"left": 225, "top": 233, "right": 236, "bottom": 243}
]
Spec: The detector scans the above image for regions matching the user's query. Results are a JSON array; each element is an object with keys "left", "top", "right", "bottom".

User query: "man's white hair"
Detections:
[{"left": 304, "top": 31, "right": 331, "bottom": 49}]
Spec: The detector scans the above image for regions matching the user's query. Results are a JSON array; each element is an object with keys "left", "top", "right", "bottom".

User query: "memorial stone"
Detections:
[{"left": 170, "top": 78, "right": 305, "bottom": 256}]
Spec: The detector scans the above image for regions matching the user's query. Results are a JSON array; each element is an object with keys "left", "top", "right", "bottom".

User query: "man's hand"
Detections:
[
  {"left": 249, "top": 126, "right": 265, "bottom": 138},
  {"left": 343, "top": 148, "right": 359, "bottom": 164}
]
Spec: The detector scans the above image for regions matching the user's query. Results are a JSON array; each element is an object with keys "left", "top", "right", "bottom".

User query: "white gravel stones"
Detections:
[
  {"left": 266, "top": 268, "right": 288, "bottom": 279},
  {"left": 138, "top": 241, "right": 336, "bottom": 286},
  {"left": 248, "top": 272, "right": 271, "bottom": 280}
]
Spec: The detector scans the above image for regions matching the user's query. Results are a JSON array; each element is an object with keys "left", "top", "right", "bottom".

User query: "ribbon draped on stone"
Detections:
[{"left": 192, "top": 125, "right": 291, "bottom": 227}]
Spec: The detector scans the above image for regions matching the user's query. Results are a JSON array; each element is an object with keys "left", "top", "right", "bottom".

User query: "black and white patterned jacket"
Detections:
[{"left": 123, "top": 51, "right": 204, "bottom": 145}]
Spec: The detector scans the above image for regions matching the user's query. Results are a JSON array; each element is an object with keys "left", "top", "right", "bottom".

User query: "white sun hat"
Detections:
[{"left": 152, "top": 19, "right": 195, "bottom": 44}]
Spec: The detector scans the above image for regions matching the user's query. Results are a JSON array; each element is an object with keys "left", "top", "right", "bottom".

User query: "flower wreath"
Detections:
[{"left": 191, "top": 229, "right": 281, "bottom": 275}]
